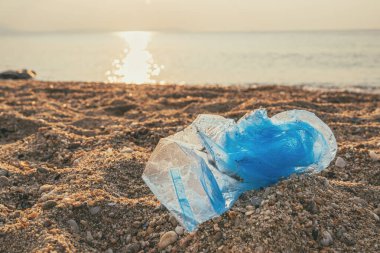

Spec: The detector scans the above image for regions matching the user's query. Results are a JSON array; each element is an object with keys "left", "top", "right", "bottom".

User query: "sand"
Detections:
[{"left": 0, "top": 80, "right": 379, "bottom": 252}]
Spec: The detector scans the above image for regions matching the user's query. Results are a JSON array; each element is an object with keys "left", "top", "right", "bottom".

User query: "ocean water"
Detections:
[{"left": 0, "top": 30, "right": 379, "bottom": 87}]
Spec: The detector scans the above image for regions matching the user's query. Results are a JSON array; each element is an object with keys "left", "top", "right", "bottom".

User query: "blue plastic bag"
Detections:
[{"left": 142, "top": 109, "right": 337, "bottom": 231}]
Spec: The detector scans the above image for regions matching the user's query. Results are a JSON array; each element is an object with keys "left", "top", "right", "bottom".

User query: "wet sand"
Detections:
[{"left": 0, "top": 80, "right": 379, "bottom": 252}]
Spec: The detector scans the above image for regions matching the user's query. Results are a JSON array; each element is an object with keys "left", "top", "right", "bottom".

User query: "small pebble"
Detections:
[
  {"left": 39, "top": 184, "right": 54, "bottom": 193},
  {"left": 42, "top": 200, "right": 57, "bottom": 210},
  {"left": 89, "top": 206, "right": 101, "bottom": 215},
  {"left": 250, "top": 196, "right": 262, "bottom": 208},
  {"left": 350, "top": 197, "right": 367, "bottom": 206},
  {"left": 175, "top": 226, "right": 184, "bottom": 235},
  {"left": 67, "top": 219, "right": 80, "bottom": 233},
  {"left": 335, "top": 157, "right": 346, "bottom": 168},
  {"left": 132, "top": 221, "right": 141, "bottom": 228},
  {"left": 342, "top": 233, "right": 356, "bottom": 246},
  {"left": 37, "top": 167, "right": 49, "bottom": 174},
  {"left": 369, "top": 151, "right": 380, "bottom": 161},
  {"left": 86, "top": 231, "right": 94, "bottom": 241},
  {"left": 322, "top": 177, "right": 330, "bottom": 187},
  {"left": 146, "top": 226, "right": 154, "bottom": 236},
  {"left": 306, "top": 200, "right": 318, "bottom": 214},
  {"left": 121, "top": 147, "right": 133, "bottom": 153},
  {"left": 255, "top": 246, "right": 264, "bottom": 253},
  {"left": 320, "top": 231, "right": 333, "bottom": 246},
  {"left": 214, "top": 231, "right": 223, "bottom": 242},
  {"left": 0, "top": 169, "right": 8, "bottom": 177},
  {"left": 158, "top": 231, "right": 178, "bottom": 249},
  {"left": 371, "top": 212, "right": 379, "bottom": 222},
  {"left": 124, "top": 243, "right": 140, "bottom": 253},
  {"left": 0, "top": 176, "right": 10, "bottom": 187},
  {"left": 104, "top": 249, "right": 113, "bottom": 253},
  {"left": 213, "top": 223, "right": 220, "bottom": 231},
  {"left": 169, "top": 215, "right": 178, "bottom": 226},
  {"left": 246, "top": 205, "right": 254, "bottom": 210},
  {"left": 105, "top": 148, "right": 113, "bottom": 155},
  {"left": 126, "top": 234, "right": 132, "bottom": 243}
]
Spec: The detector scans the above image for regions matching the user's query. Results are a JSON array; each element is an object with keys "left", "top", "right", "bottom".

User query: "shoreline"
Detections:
[
  {"left": 3, "top": 79, "right": 380, "bottom": 94},
  {"left": 0, "top": 80, "right": 379, "bottom": 252}
]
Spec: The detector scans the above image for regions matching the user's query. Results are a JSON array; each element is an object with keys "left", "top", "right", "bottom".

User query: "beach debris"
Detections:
[
  {"left": 0, "top": 69, "right": 36, "bottom": 80},
  {"left": 142, "top": 109, "right": 337, "bottom": 231}
]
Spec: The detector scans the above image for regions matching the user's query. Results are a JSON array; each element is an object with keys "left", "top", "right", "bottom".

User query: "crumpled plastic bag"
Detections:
[{"left": 142, "top": 109, "right": 337, "bottom": 231}]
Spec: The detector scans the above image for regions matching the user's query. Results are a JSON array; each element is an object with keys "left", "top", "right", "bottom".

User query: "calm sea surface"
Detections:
[{"left": 0, "top": 31, "right": 379, "bottom": 87}]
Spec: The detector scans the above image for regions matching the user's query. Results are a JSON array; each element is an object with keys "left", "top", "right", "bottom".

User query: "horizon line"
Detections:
[{"left": 1, "top": 27, "right": 380, "bottom": 35}]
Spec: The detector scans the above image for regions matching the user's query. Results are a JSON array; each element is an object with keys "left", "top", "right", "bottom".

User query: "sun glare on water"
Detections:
[{"left": 107, "top": 31, "right": 163, "bottom": 84}]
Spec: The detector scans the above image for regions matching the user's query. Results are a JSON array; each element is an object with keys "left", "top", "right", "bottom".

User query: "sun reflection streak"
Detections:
[{"left": 107, "top": 31, "right": 163, "bottom": 84}]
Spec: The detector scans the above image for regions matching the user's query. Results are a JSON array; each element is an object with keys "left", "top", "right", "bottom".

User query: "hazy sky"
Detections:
[{"left": 0, "top": 0, "right": 379, "bottom": 32}]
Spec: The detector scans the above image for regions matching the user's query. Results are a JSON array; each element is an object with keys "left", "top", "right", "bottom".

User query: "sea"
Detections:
[{"left": 0, "top": 30, "right": 379, "bottom": 87}]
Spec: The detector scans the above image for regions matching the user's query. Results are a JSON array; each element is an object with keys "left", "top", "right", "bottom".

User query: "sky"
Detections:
[{"left": 0, "top": 0, "right": 379, "bottom": 32}]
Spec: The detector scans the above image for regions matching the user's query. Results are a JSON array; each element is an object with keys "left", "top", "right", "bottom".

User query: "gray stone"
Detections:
[
  {"left": 350, "top": 197, "right": 367, "bottom": 206},
  {"left": 169, "top": 215, "right": 178, "bottom": 226},
  {"left": 335, "top": 157, "right": 346, "bottom": 168},
  {"left": 320, "top": 231, "right": 333, "bottom": 246},
  {"left": 250, "top": 196, "right": 262, "bottom": 208},
  {"left": 305, "top": 200, "right": 318, "bottom": 214},
  {"left": 0, "top": 169, "right": 8, "bottom": 177},
  {"left": 175, "top": 226, "right": 184, "bottom": 235},
  {"left": 0, "top": 69, "right": 36, "bottom": 80},
  {"left": 86, "top": 231, "right": 94, "bottom": 241},
  {"left": 371, "top": 212, "right": 380, "bottom": 222},
  {"left": 124, "top": 243, "right": 140, "bottom": 253},
  {"left": 67, "top": 219, "right": 80, "bottom": 233},
  {"left": 89, "top": 206, "right": 101, "bottom": 215},
  {"left": 214, "top": 231, "right": 223, "bottom": 242},
  {"left": 255, "top": 246, "right": 264, "bottom": 253},
  {"left": 322, "top": 177, "right": 330, "bottom": 187},
  {"left": 342, "top": 233, "right": 356, "bottom": 246},
  {"left": 0, "top": 176, "right": 10, "bottom": 187},
  {"left": 42, "top": 200, "right": 57, "bottom": 210}
]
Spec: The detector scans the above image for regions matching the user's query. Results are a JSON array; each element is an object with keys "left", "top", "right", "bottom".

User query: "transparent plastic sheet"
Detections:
[{"left": 142, "top": 109, "right": 337, "bottom": 231}]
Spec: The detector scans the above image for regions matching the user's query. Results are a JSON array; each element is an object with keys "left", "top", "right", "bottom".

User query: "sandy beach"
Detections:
[{"left": 0, "top": 80, "right": 379, "bottom": 252}]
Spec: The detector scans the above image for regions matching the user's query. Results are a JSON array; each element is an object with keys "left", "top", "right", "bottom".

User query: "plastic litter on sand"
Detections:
[{"left": 142, "top": 109, "right": 337, "bottom": 231}]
